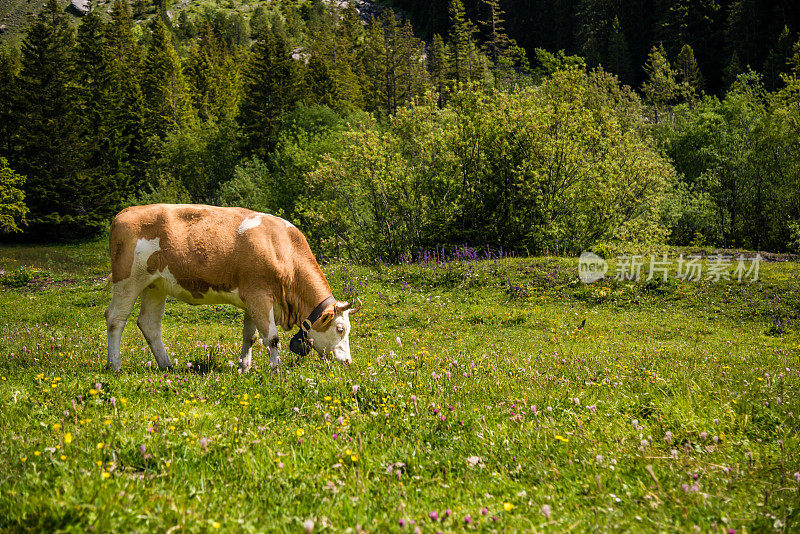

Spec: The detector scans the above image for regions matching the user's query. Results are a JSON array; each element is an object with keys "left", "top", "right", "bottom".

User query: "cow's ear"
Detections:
[{"left": 318, "top": 308, "right": 334, "bottom": 329}]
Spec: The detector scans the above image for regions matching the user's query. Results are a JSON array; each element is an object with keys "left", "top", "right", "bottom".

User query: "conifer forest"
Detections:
[{"left": 0, "top": 0, "right": 798, "bottom": 258}]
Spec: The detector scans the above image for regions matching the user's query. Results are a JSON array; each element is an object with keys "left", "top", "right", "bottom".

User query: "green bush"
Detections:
[
  {"left": 304, "top": 69, "right": 673, "bottom": 262},
  {"left": 125, "top": 173, "right": 192, "bottom": 207},
  {"left": 1, "top": 265, "right": 37, "bottom": 287},
  {"left": 219, "top": 156, "right": 271, "bottom": 212}
]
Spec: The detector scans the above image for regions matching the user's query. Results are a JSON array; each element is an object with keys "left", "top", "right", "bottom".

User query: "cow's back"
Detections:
[{"left": 109, "top": 204, "right": 300, "bottom": 302}]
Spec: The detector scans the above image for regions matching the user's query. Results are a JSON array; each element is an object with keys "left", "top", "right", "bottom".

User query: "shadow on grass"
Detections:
[{"left": 186, "top": 356, "right": 224, "bottom": 375}]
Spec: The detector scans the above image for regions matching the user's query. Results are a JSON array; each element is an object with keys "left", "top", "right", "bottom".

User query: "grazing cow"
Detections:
[{"left": 105, "top": 204, "right": 360, "bottom": 372}]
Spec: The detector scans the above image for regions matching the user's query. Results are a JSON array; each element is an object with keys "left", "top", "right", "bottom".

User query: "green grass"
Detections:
[{"left": 0, "top": 240, "right": 798, "bottom": 532}]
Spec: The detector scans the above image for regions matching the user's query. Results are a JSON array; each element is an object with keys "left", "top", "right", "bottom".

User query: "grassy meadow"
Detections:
[{"left": 0, "top": 240, "right": 799, "bottom": 532}]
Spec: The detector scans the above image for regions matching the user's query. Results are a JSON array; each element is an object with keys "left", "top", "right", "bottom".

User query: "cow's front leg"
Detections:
[
  {"left": 267, "top": 327, "right": 281, "bottom": 369},
  {"left": 239, "top": 313, "right": 258, "bottom": 372},
  {"left": 264, "top": 306, "right": 281, "bottom": 369},
  {"left": 245, "top": 295, "right": 281, "bottom": 371}
]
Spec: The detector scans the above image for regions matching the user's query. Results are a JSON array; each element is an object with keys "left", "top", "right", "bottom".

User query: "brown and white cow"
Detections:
[{"left": 105, "top": 204, "right": 359, "bottom": 372}]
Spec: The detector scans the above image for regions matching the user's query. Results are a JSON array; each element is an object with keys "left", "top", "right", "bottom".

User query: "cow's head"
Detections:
[{"left": 308, "top": 299, "right": 361, "bottom": 363}]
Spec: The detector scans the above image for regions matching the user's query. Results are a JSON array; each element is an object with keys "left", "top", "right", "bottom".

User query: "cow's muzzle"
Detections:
[{"left": 290, "top": 329, "right": 312, "bottom": 356}]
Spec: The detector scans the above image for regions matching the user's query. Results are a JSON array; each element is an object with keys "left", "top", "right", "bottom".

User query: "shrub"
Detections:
[
  {"left": 1, "top": 265, "right": 37, "bottom": 287},
  {"left": 304, "top": 69, "right": 673, "bottom": 262}
]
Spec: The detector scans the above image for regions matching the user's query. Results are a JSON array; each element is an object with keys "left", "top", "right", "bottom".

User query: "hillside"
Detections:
[{"left": 0, "top": 0, "right": 381, "bottom": 50}]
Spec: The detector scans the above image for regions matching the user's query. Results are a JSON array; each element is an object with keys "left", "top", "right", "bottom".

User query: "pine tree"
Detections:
[
  {"left": 74, "top": 10, "right": 112, "bottom": 165},
  {"left": 607, "top": 16, "right": 632, "bottom": 84},
  {"left": 72, "top": 9, "right": 126, "bottom": 215},
  {"left": 12, "top": 0, "right": 87, "bottom": 234},
  {"left": 142, "top": 13, "right": 195, "bottom": 139},
  {"left": 362, "top": 15, "right": 388, "bottom": 114},
  {"left": 105, "top": 0, "right": 147, "bottom": 193},
  {"left": 9, "top": 0, "right": 114, "bottom": 236},
  {"left": 131, "top": 0, "right": 148, "bottom": 18},
  {"left": 0, "top": 51, "right": 18, "bottom": 156},
  {"left": 478, "top": 0, "right": 528, "bottom": 89},
  {"left": 428, "top": 34, "right": 450, "bottom": 98},
  {"left": 361, "top": 11, "right": 427, "bottom": 116},
  {"left": 675, "top": 43, "right": 703, "bottom": 104},
  {"left": 763, "top": 26, "right": 793, "bottom": 90},
  {"left": 479, "top": 0, "right": 510, "bottom": 65},
  {"left": 790, "top": 38, "right": 800, "bottom": 75},
  {"left": 398, "top": 19, "right": 428, "bottom": 106},
  {"left": 336, "top": 3, "right": 366, "bottom": 107},
  {"left": 723, "top": 51, "right": 743, "bottom": 89},
  {"left": 240, "top": 30, "right": 298, "bottom": 156},
  {"left": 186, "top": 21, "right": 241, "bottom": 121},
  {"left": 305, "top": 2, "right": 364, "bottom": 110},
  {"left": 249, "top": 6, "right": 269, "bottom": 40},
  {"left": 726, "top": 0, "right": 762, "bottom": 70},
  {"left": 640, "top": 44, "right": 677, "bottom": 122},
  {"left": 107, "top": 0, "right": 141, "bottom": 72},
  {"left": 0, "top": 157, "right": 28, "bottom": 234},
  {"left": 576, "top": 0, "right": 613, "bottom": 69},
  {"left": 448, "top": 0, "right": 474, "bottom": 85},
  {"left": 381, "top": 12, "right": 402, "bottom": 115},
  {"left": 306, "top": 54, "right": 337, "bottom": 108}
]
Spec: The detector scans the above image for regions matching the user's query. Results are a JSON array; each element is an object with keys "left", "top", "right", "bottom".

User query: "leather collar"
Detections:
[{"left": 300, "top": 295, "right": 336, "bottom": 332}]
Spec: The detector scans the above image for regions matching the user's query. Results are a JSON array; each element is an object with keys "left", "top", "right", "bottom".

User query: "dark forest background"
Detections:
[
  {"left": 394, "top": 0, "right": 800, "bottom": 94},
  {"left": 1, "top": 0, "right": 799, "bottom": 260}
]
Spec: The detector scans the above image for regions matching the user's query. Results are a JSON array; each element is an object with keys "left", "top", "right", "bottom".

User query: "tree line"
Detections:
[
  {"left": 0, "top": 0, "right": 533, "bottom": 239},
  {"left": 0, "top": 0, "right": 799, "bottom": 257},
  {"left": 390, "top": 0, "right": 800, "bottom": 94}
]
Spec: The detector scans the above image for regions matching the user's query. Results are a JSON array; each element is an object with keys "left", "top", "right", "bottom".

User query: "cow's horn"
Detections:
[
  {"left": 335, "top": 301, "right": 351, "bottom": 313},
  {"left": 350, "top": 297, "right": 363, "bottom": 314}
]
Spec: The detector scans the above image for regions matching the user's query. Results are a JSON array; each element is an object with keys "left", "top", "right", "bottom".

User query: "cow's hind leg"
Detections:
[
  {"left": 245, "top": 294, "right": 281, "bottom": 370},
  {"left": 137, "top": 286, "right": 172, "bottom": 370},
  {"left": 239, "top": 313, "right": 258, "bottom": 372},
  {"left": 105, "top": 281, "right": 140, "bottom": 371}
]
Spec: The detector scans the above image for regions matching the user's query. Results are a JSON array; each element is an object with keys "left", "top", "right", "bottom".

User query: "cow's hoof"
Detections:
[{"left": 104, "top": 364, "right": 121, "bottom": 373}]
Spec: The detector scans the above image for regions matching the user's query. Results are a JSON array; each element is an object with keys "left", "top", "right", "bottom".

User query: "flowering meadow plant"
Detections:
[{"left": 0, "top": 244, "right": 798, "bottom": 531}]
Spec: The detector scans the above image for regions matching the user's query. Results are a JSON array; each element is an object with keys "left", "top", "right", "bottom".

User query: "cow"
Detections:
[{"left": 105, "top": 204, "right": 360, "bottom": 372}]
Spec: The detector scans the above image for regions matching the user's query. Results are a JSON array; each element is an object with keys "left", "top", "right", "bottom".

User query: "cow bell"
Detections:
[{"left": 290, "top": 329, "right": 312, "bottom": 356}]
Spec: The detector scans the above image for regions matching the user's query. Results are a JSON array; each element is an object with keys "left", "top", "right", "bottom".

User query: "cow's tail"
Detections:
[{"left": 104, "top": 273, "right": 113, "bottom": 289}]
